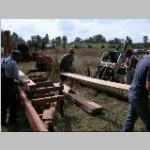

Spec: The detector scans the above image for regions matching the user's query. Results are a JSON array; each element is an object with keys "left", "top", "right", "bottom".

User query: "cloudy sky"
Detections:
[{"left": 1, "top": 19, "right": 150, "bottom": 43}]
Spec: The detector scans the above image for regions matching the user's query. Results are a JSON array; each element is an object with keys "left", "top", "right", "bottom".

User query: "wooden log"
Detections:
[
  {"left": 18, "top": 86, "right": 48, "bottom": 132},
  {"left": 61, "top": 73, "right": 130, "bottom": 99},
  {"left": 31, "top": 95, "right": 64, "bottom": 106},
  {"left": 57, "top": 83, "right": 103, "bottom": 115},
  {"left": 62, "top": 73, "right": 130, "bottom": 91}
]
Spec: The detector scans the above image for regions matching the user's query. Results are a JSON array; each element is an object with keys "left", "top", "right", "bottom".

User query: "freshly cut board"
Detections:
[
  {"left": 61, "top": 73, "right": 130, "bottom": 91},
  {"left": 59, "top": 83, "right": 103, "bottom": 115}
]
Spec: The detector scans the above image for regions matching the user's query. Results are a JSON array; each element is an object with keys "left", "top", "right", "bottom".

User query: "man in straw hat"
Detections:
[{"left": 59, "top": 48, "right": 76, "bottom": 93}]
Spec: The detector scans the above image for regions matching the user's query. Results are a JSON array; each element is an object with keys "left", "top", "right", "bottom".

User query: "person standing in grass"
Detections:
[
  {"left": 124, "top": 49, "right": 138, "bottom": 84},
  {"left": 123, "top": 53, "right": 150, "bottom": 132},
  {"left": 1, "top": 50, "right": 27, "bottom": 126},
  {"left": 59, "top": 48, "right": 76, "bottom": 93}
]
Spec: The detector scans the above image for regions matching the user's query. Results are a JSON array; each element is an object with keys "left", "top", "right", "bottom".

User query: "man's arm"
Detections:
[
  {"left": 124, "top": 58, "right": 130, "bottom": 69},
  {"left": 14, "top": 62, "right": 28, "bottom": 84},
  {"left": 128, "top": 56, "right": 138, "bottom": 69}
]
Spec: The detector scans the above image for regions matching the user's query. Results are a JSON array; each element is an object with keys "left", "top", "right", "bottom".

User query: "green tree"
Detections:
[
  {"left": 88, "top": 37, "right": 94, "bottom": 43},
  {"left": 51, "top": 39, "right": 56, "bottom": 48},
  {"left": 62, "top": 35, "right": 67, "bottom": 48},
  {"left": 30, "top": 35, "right": 42, "bottom": 51},
  {"left": 42, "top": 34, "right": 49, "bottom": 50},
  {"left": 55, "top": 36, "right": 61, "bottom": 46},
  {"left": 143, "top": 35, "right": 149, "bottom": 47},
  {"left": 12, "top": 32, "right": 25, "bottom": 46},
  {"left": 74, "top": 37, "right": 82, "bottom": 48},
  {"left": 125, "top": 36, "right": 132, "bottom": 45},
  {"left": 124, "top": 36, "right": 132, "bottom": 50},
  {"left": 93, "top": 34, "right": 106, "bottom": 43}
]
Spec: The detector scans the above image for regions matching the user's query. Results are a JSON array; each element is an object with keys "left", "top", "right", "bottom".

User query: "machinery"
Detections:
[
  {"left": 92, "top": 50, "right": 126, "bottom": 82},
  {"left": 35, "top": 54, "right": 53, "bottom": 71}
]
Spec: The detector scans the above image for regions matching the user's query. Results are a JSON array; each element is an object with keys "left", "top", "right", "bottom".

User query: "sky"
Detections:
[{"left": 1, "top": 19, "right": 150, "bottom": 43}]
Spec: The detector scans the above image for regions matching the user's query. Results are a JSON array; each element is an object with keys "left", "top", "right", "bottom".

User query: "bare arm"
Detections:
[
  {"left": 124, "top": 58, "right": 129, "bottom": 69},
  {"left": 128, "top": 56, "right": 138, "bottom": 68}
]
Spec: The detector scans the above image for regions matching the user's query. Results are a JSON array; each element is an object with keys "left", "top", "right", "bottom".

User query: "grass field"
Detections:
[{"left": 1, "top": 48, "right": 145, "bottom": 132}]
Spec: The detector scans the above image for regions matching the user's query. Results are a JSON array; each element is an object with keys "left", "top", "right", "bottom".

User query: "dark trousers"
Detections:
[
  {"left": 1, "top": 78, "right": 18, "bottom": 125},
  {"left": 123, "top": 91, "right": 150, "bottom": 132}
]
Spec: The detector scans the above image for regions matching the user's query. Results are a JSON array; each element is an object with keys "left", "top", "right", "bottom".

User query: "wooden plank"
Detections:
[
  {"left": 31, "top": 95, "right": 64, "bottom": 105},
  {"left": 30, "top": 93, "right": 55, "bottom": 99},
  {"left": 34, "top": 86, "right": 61, "bottom": 94},
  {"left": 30, "top": 77, "right": 47, "bottom": 83},
  {"left": 42, "top": 106, "right": 56, "bottom": 120},
  {"left": 18, "top": 86, "right": 48, "bottom": 132},
  {"left": 61, "top": 73, "right": 130, "bottom": 91},
  {"left": 30, "top": 81, "right": 54, "bottom": 92},
  {"left": 42, "top": 102, "right": 57, "bottom": 131},
  {"left": 34, "top": 81, "right": 53, "bottom": 88},
  {"left": 59, "top": 83, "right": 103, "bottom": 115}
]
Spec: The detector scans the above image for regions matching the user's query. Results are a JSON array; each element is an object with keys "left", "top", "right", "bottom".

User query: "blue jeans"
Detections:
[{"left": 123, "top": 91, "right": 150, "bottom": 132}]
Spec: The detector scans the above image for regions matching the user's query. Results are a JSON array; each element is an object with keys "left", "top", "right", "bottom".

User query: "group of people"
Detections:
[
  {"left": 59, "top": 48, "right": 150, "bottom": 132},
  {"left": 1, "top": 47, "right": 150, "bottom": 132}
]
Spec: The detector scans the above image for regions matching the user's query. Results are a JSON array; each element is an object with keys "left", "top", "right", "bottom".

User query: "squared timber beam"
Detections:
[{"left": 31, "top": 95, "right": 64, "bottom": 106}]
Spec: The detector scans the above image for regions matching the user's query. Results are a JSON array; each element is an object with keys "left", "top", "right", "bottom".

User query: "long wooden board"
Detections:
[
  {"left": 57, "top": 83, "right": 103, "bottom": 115},
  {"left": 61, "top": 73, "right": 130, "bottom": 91},
  {"left": 18, "top": 86, "right": 48, "bottom": 132}
]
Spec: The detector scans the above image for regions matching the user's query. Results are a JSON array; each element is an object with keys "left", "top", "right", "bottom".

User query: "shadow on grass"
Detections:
[
  {"left": 55, "top": 114, "right": 78, "bottom": 132},
  {"left": 1, "top": 104, "right": 31, "bottom": 132},
  {"left": 95, "top": 111, "right": 123, "bottom": 130}
]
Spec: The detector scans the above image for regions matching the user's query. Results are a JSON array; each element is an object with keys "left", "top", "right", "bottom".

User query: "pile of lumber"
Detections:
[
  {"left": 54, "top": 83, "right": 103, "bottom": 115},
  {"left": 18, "top": 71, "right": 64, "bottom": 132}
]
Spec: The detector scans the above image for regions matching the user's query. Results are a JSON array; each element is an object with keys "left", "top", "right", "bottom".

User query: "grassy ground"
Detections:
[{"left": 1, "top": 48, "right": 145, "bottom": 132}]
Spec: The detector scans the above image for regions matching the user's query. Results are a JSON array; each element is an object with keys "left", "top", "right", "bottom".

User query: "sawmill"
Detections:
[{"left": 1, "top": 30, "right": 150, "bottom": 132}]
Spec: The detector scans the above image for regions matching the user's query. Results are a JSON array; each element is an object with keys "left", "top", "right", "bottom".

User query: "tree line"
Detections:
[{"left": 1, "top": 30, "right": 150, "bottom": 51}]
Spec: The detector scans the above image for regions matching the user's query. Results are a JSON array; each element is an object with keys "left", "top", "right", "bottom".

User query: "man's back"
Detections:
[
  {"left": 131, "top": 56, "right": 150, "bottom": 96},
  {"left": 59, "top": 53, "right": 74, "bottom": 72}
]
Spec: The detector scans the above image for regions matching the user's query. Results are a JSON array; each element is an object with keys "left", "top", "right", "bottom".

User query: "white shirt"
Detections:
[{"left": 1, "top": 56, "right": 21, "bottom": 81}]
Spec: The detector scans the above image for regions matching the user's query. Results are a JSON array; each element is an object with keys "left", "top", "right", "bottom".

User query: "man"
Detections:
[
  {"left": 59, "top": 48, "right": 76, "bottom": 93},
  {"left": 124, "top": 49, "right": 138, "bottom": 84},
  {"left": 1, "top": 49, "right": 26, "bottom": 126},
  {"left": 123, "top": 53, "right": 150, "bottom": 131},
  {"left": 59, "top": 48, "right": 75, "bottom": 73}
]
